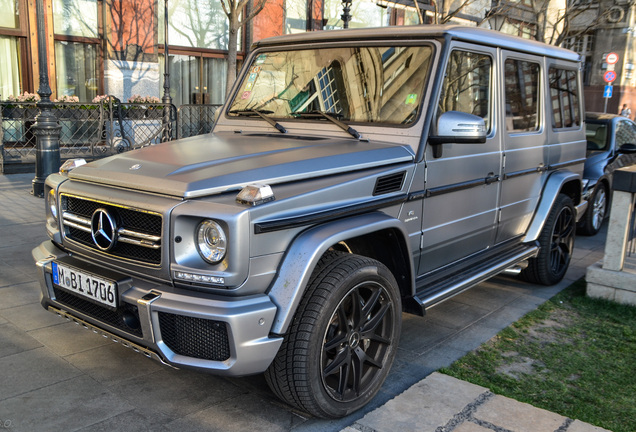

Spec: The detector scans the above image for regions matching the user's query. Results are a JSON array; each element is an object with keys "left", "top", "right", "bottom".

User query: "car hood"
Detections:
[{"left": 68, "top": 132, "right": 415, "bottom": 198}]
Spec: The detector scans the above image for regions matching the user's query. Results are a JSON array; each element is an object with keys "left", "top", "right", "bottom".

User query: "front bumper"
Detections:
[{"left": 32, "top": 241, "right": 283, "bottom": 376}]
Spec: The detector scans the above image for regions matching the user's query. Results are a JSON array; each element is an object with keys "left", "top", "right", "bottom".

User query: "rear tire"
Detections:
[
  {"left": 265, "top": 252, "right": 401, "bottom": 418},
  {"left": 521, "top": 194, "right": 576, "bottom": 285}
]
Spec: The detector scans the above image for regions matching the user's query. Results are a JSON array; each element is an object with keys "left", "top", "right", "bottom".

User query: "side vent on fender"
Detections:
[{"left": 373, "top": 172, "right": 406, "bottom": 196}]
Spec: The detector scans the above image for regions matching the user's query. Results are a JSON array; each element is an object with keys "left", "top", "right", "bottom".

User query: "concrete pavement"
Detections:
[{"left": 0, "top": 173, "right": 611, "bottom": 431}]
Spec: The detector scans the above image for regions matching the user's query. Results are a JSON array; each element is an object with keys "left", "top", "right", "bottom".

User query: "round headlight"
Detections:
[
  {"left": 48, "top": 189, "right": 58, "bottom": 220},
  {"left": 196, "top": 220, "right": 227, "bottom": 264}
]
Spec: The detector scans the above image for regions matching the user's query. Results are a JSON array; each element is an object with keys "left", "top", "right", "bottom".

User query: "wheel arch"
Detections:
[
  {"left": 267, "top": 212, "right": 414, "bottom": 335},
  {"left": 523, "top": 170, "right": 581, "bottom": 243}
]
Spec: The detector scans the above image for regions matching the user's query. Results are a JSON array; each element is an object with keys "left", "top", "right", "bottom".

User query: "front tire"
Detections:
[
  {"left": 579, "top": 183, "right": 608, "bottom": 236},
  {"left": 521, "top": 193, "right": 576, "bottom": 285},
  {"left": 265, "top": 253, "right": 401, "bottom": 418}
]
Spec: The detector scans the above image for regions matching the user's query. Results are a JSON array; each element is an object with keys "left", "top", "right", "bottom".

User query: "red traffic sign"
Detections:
[
  {"left": 604, "top": 71, "right": 617, "bottom": 83},
  {"left": 606, "top": 52, "right": 619, "bottom": 65}
]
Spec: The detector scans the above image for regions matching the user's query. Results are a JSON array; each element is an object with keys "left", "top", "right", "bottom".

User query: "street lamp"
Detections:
[
  {"left": 341, "top": 0, "right": 352, "bottom": 29},
  {"left": 161, "top": 0, "right": 173, "bottom": 142},
  {"left": 32, "top": 0, "right": 61, "bottom": 197}
]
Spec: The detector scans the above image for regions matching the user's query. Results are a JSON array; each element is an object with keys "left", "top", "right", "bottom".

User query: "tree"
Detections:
[
  {"left": 482, "top": 0, "right": 614, "bottom": 46},
  {"left": 220, "top": 0, "right": 269, "bottom": 97}
]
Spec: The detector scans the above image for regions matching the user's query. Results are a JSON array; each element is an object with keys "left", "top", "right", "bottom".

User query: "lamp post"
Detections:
[
  {"left": 341, "top": 0, "right": 352, "bottom": 28},
  {"left": 32, "top": 0, "right": 61, "bottom": 197},
  {"left": 161, "top": 0, "right": 173, "bottom": 143}
]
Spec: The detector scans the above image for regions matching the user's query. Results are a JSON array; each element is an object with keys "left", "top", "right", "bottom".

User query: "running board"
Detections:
[{"left": 404, "top": 243, "right": 539, "bottom": 316}]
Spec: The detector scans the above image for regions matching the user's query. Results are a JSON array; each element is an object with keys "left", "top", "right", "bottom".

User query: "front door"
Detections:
[{"left": 419, "top": 45, "right": 502, "bottom": 274}]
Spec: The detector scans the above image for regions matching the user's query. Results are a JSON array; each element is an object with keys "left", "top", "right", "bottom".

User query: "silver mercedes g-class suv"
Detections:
[{"left": 33, "top": 25, "right": 586, "bottom": 418}]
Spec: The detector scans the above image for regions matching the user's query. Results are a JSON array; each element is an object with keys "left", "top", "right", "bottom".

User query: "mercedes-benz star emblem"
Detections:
[{"left": 91, "top": 208, "right": 117, "bottom": 251}]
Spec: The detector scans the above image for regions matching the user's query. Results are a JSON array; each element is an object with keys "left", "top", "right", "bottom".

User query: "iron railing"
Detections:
[
  {"left": 628, "top": 194, "right": 636, "bottom": 258},
  {"left": 1, "top": 99, "right": 221, "bottom": 168}
]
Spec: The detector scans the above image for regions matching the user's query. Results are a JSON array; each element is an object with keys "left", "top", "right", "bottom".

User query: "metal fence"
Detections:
[
  {"left": 1, "top": 99, "right": 221, "bottom": 169},
  {"left": 628, "top": 194, "right": 636, "bottom": 258}
]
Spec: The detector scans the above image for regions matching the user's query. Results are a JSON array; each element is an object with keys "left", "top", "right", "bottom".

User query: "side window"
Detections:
[
  {"left": 615, "top": 120, "right": 636, "bottom": 148},
  {"left": 505, "top": 59, "right": 540, "bottom": 132},
  {"left": 438, "top": 50, "right": 492, "bottom": 131},
  {"left": 549, "top": 67, "right": 581, "bottom": 129}
]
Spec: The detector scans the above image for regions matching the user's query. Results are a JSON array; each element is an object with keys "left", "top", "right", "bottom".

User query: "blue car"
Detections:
[{"left": 580, "top": 112, "right": 636, "bottom": 235}]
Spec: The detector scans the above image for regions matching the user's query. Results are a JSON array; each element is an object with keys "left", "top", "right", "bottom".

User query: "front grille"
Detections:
[
  {"left": 61, "top": 195, "right": 162, "bottom": 265},
  {"left": 158, "top": 312, "right": 230, "bottom": 361},
  {"left": 53, "top": 287, "right": 143, "bottom": 338}
]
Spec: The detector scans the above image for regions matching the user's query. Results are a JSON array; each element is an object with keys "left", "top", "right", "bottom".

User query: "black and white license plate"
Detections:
[{"left": 51, "top": 262, "right": 117, "bottom": 308}]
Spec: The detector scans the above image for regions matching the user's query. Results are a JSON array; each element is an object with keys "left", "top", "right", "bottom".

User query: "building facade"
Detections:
[
  {"left": 2, "top": 0, "right": 636, "bottom": 113},
  {"left": 0, "top": 0, "right": 428, "bottom": 106}
]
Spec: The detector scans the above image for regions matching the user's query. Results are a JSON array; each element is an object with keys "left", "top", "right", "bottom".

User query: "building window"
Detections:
[
  {"left": 565, "top": 33, "right": 595, "bottom": 85},
  {"left": 158, "top": 0, "right": 232, "bottom": 106},
  {"left": 549, "top": 67, "right": 580, "bottom": 129},
  {"left": 0, "top": 36, "right": 21, "bottom": 98},
  {"left": 166, "top": 0, "right": 229, "bottom": 50},
  {"left": 55, "top": 41, "right": 98, "bottom": 100},
  {"left": 0, "top": 0, "right": 20, "bottom": 29},
  {"left": 323, "top": 0, "right": 389, "bottom": 29},
  {"left": 439, "top": 50, "right": 492, "bottom": 131},
  {"left": 505, "top": 59, "right": 540, "bottom": 132},
  {"left": 285, "top": 0, "right": 307, "bottom": 34},
  {"left": 501, "top": 20, "right": 536, "bottom": 40},
  {"left": 53, "top": 0, "right": 99, "bottom": 38},
  {"left": 159, "top": 54, "right": 227, "bottom": 106},
  {"left": 1, "top": 0, "right": 24, "bottom": 97},
  {"left": 52, "top": 0, "right": 99, "bottom": 101}
]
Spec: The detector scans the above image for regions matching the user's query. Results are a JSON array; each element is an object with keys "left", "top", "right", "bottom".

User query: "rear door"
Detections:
[{"left": 495, "top": 52, "right": 547, "bottom": 244}]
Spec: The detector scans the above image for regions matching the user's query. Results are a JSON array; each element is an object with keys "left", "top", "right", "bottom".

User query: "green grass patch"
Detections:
[{"left": 440, "top": 280, "right": 636, "bottom": 432}]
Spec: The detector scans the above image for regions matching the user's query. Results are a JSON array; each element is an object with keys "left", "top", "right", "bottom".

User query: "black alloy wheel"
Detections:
[
  {"left": 579, "top": 183, "right": 608, "bottom": 236},
  {"left": 265, "top": 252, "right": 401, "bottom": 418},
  {"left": 521, "top": 194, "right": 576, "bottom": 285}
]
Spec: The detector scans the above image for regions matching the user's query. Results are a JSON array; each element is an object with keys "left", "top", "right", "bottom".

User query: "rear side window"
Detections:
[
  {"left": 438, "top": 50, "right": 492, "bottom": 131},
  {"left": 549, "top": 67, "right": 580, "bottom": 128},
  {"left": 505, "top": 59, "right": 540, "bottom": 132}
]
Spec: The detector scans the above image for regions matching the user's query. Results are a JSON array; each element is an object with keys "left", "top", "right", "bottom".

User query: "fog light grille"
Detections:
[{"left": 158, "top": 312, "right": 230, "bottom": 361}]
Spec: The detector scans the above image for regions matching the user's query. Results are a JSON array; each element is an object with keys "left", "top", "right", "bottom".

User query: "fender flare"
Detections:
[
  {"left": 267, "top": 212, "right": 414, "bottom": 335},
  {"left": 523, "top": 171, "right": 581, "bottom": 242}
]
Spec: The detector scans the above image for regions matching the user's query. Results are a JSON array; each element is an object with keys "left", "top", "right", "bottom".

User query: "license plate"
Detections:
[{"left": 51, "top": 262, "right": 117, "bottom": 308}]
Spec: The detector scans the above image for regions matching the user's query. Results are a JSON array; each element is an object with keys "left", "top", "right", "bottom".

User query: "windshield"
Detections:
[{"left": 227, "top": 45, "right": 434, "bottom": 125}]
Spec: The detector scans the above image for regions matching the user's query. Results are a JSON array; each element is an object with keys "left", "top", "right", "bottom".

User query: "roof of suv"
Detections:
[{"left": 252, "top": 25, "right": 581, "bottom": 62}]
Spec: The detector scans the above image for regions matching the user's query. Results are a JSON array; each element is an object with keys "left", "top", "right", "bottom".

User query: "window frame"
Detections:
[
  {"left": 52, "top": 0, "right": 103, "bottom": 100},
  {"left": 504, "top": 57, "right": 542, "bottom": 133},
  {"left": 0, "top": 0, "right": 31, "bottom": 95},
  {"left": 438, "top": 48, "right": 494, "bottom": 134},
  {"left": 548, "top": 65, "right": 581, "bottom": 131}
]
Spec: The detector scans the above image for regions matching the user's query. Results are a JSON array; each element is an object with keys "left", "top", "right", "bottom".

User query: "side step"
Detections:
[{"left": 403, "top": 243, "right": 539, "bottom": 316}]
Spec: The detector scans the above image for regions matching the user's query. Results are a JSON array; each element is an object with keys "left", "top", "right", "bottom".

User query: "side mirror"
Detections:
[
  {"left": 618, "top": 143, "right": 636, "bottom": 154},
  {"left": 428, "top": 111, "right": 487, "bottom": 158}
]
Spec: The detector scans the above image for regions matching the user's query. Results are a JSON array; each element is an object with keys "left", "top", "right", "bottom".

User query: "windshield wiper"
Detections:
[
  {"left": 229, "top": 109, "right": 287, "bottom": 134},
  {"left": 292, "top": 110, "right": 361, "bottom": 140}
]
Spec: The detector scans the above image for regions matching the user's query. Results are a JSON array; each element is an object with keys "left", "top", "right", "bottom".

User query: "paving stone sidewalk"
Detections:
[{"left": 343, "top": 373, "right": 610, "bottom": 432}]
